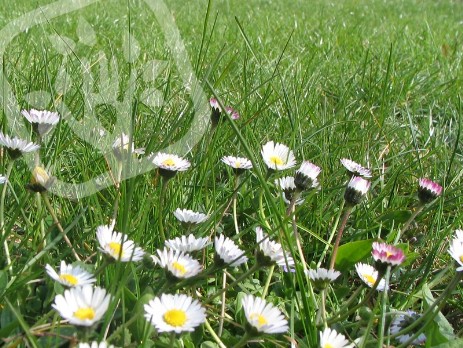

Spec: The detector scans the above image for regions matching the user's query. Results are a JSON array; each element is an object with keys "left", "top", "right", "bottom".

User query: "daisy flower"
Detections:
[
  {"left": 112, "top": 133, "right": 145, "bottom": 160},
  {"left": 390, "top": 310, "right": 426, "bottom": 345},
  {"left": 21, "top": 109, "right": 60, "bottom": 136},
  {"left": 27, "top": 166, "right": 55, "bottom": 192},
  {"left": 221, "top": 155, "right": 253, "bottom": 175},
  {"left": 294, "top": 161, "right": 321, "bottom": 191},
  {"left": 344, "top": 176, "right": 370, "bottom": 205},
  {"left": 144, "top": 293, "right": 206, "bottom": 333},
  {"left": 372, "top": 242, "right": 405, "bottom": 270},
  {"left": 96, "top": 225, "right": 144, "bottom": 262},
  {"left": 355, "top": 263, "right": 387, "bottom": 291},
  {"left": 214, "top": 234, "right": 248, "bottom": 267},
  {"left": 418, "top": 178, "right": 443, "bottom": 204},
  {"left": 173, "top": 208, "right": 208, "bottom": 225},
  {"left": 0, "top": 132, "right": 39, "bottom": 159},
  {"left": 448, "top": 235, "right": 463, "bottom": 271},
  {"left": 165, "top": 234, "right": 210, "bottom": 253},
  {"left": 241, "top": 294, "right": 288, "bottom": 334},
  {"left": 255, "top": 227, "right": 294, "bottom": 268},
  {"left": 45, "top": 261, "right": 96, "bottom": 287},
  {"left": 275, "top": 176, "right": 304, "bottom": 205},
  {"left": 0, "top": 175, "right": 6, "bottom": 184},
  {"left": 308, "top": 268, "right": 341, "bottom": 291},
  {"left": 209, "top": 98, "right": 239, "bottom": 125},
  {"left": 77, "top": 342, "right": 114, "bottom": 348},
  {"left": 151, "top": 152, "right": 190, "bottom": 179},
  {"left": 153, "top": 248, "right": 202, "bottom": 279},
  {"left": 52, "top": 285, "right": 111, "bottom": 327},
  {"left": 319, "top": 327, "right": 353, "bottom": 348},
  {"left": 340, "top": 158, "right": 372, "bottom": 178},
  {"left": 225, "top": 106, "right": 240, "bottom": 120},
  {"left": 455, "top": 229, "right": 463, "bottom": 242},
  {"left": 261, "top": 141, "right": 296, "bottom": 171}
]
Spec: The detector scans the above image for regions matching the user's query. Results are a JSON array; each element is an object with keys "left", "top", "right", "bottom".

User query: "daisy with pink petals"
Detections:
[
  {"left": 418, "top": 178, "right": 443, "bottom": 204},
  {"left": 372, "top": 242, "right": 405, "bottom": 270}
]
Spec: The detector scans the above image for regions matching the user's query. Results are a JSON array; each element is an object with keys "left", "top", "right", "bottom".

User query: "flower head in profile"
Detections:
[
  {"left": 344, "top": 176, "right": 370, "bottom": 205},
  {"left": 214, "top": 234, "right": 248, "bottom": 267},
  {"left": 52, "top": 285, "right": 111, "bottom": 327},
  {"left": 355, "top": 263, "right": 387, "bottom": 291},
  {"left": 173, "top": 208, "right": 208, "bottom": 227},
  {"left": 21, "top": 109, "right": 60, "bottom": 136},
  {"left": 0, "top": 175, "right": 6, "bottom": 185},
  {"left": 418, "top": 178, "right": 443, "bottom": 204},
  {"left": 256, "top": 227, "right": 294, "bottom": 268},
  {"left": 221, "top": 155, "right": 253, "bottom": 175},
  {"left": 210, "top": 98, "right": 239, "bottom": 126},
  {"left": 26, "top": 166, "right": 55, "bottom": 193},
  {"left": 151, "top": 153, "right": 190, "bottom": 179},
  {"left": 340, "top": 158, "right": 372, "bottom": 178},
  {"left": 294, "top": 161, "right": 321, "bottom": 191},
  {"left": 112, "top": 133, "right": 145, "bottom": 160},
  {"left": 96, "top": 225, "right": 144, "bottom": 262},
  {"left": 275, "top": 176, "right": 304, "bottom": 205},
  {"left": 45, "top": 261, "right": 96, "bottom": 287},
  {"left": 77, "top": 342, "right": 114, "bottom": 348},
  {"left": 144, "top": 293, "right": 206, "bottom": 333},
  {"left": 153, "top": 248, "right": 202, "bottom": 280},
  {"left": 165, "top": 234, "right": 210, "bottom": 253},
  {"left": 308, "top": 268, "right": 341, "bottom": 291},
  {"left": 0, "top": 132, "right": 39, "bottom": 159},
  {"left": 319, "top": 327, "right": 353, "bottom": 348},
  {"left": 241, "top": 294, "right": 288, "bottom": 334},
  {"left": 448, "top": 232, "right": 463, "bottom": 271},
  {"left": 226, "top": 106, "right": 240, "bottom": 120},
  {"left": 372, "top": 242, "right": 405, "bottom": 271},
  {"left": 390, "top": 310, "right": 426, "bottom": 345},
  {"left": 261, "top": 141, "right": 296, "bottom": 171}
]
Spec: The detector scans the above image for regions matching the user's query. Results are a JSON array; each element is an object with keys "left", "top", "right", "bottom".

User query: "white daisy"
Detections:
[
  {"left": 154, "top": 248, "right": 202, "bottom": 279},
  {"left": 355, "top": 263, "right": 387, "bottom": 291},
  {"left": 21, "top": 109, "right": 60, "bottom": 136},
  {"left": 448, "top": 236, "right": 463, "bottom": 271},
  {"left": 45, "top": 261, "right": 96, "bottom": 287},
  {"left": 255, "top": 227, "right": 294, "bottom": 268},
  {"left": 295, "top": 161, "right": 321, "bottom": 190},
  {"left": 27, "top": 166, "right": 55, "bottom": 192},
  {"left": 275, "top": 176, "right": 304, "bottom": 205},
  {"left": 0, "top": 132, "right": 39, "bottom": 159},
  {"left": 173, "top": 208, "right": 208, "bottom": 224},
  {"left": 214, "top": 234, "right": 248, "bottom": 267},
  {"left": 144, "top": 293, "right": 206, "bottom": 333},
  {"left": 165, "top": 234, "right": 211, "bottom": 253},
  {"left": 0, "top": 175, "right": 6, "bottom": 184},
  {"left": 418, "top": 178, "right": 443, "bottom": 204},
  {"left": 261, "top": 141, "right": 296, "bottom": 171},
  {"left": 340, "top": 158, "right": 372, "bottom": 178},
  {"left": 344, "top": 176, "right": 370, "bottom": 205},
  {"left": 52, "top": 285, "right": 111, "bottom": 327},
  {"left": 151, "top": 153, "right": 190, "bottom": 172},
  {"left": 308, "top": 268, "right": 341, "bottom": 291},
  {"left": 77, "top": 342, "right": 115, "bottom": 348},
  {"left": 241, "top": 294, "right": 288, "bottom": 334},
  {"left": 112, "top": 133, "right": 145, "bottom": 160},
  {"left": 455, "top": 229, "right": 463, "bottom": 242},
  {"left": 96, "top": 225, "right": 144, "bottom": 262},
  {"left": 221, "top": 155, "right": 253, "bottom": 174},
  {"left": 390, "top": 310, "right": 426, "bottom": 345},
  {"left": 319, "top": 327, "right": 353, "bottom": 348}
]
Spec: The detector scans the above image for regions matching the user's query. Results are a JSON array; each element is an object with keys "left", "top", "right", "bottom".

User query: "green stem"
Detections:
[
  {"left": 111, "top": 161, "right": 124, "bottom": 227},
  {"left": 218, "top": 271, "right": 227, "bottom": 336},
  {"left": 261, "top": 265, "right": 274, "bottom": 298},
  {"left": 377, "top": 266, "right": 391, "bottom": 348},
  {"left": 232, "top": 332, "right": 252, "bottom": 348},
  {"left": 258, "top": 189, "right": 272, "bottom": 230},
  {"left": 317, "top": 200, "right": 345, "bottom": 268},
  {"left": 232, "top": 175, "right": 240, "bottom": 236},
  {"left": 329, "top": 205, "right": 353, "bottom": 269},
  {"left": 205, "top": 319, "right": 227, "bottom": 348},
  {"left": 1, "top": 161, "right": 15, "bottom": 273},
  {"left": 394, "top": 203, "right": 424, "bottom": 244},
  {"left": 158, "top": 178, "right": 169, "bottom": 243}
]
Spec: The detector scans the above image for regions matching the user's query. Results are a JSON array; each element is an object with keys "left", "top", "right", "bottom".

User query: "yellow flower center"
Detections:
[
  {"left": 59, "top": 273, "right": 78, "bottom": 286},
  {"left": 363, "top": 273, "right": 376, "bottom": 285},
  {"left": 171, "top": 261, "right": 186, "bottom": 275},
  {"left": 386, "top": 251, "right": 393, "bottom": 258},
  {"left": 163, "top": 309, "right": 187, "bottom": 327},
  {"left": 32, "top": 166, "right": 49, "bottom": 185},
  {"left": 74, "top": 307, "right": 95, "bottom": 320},
  {"left": 269, "top": 156, "right": 283, "bottom": 166},
  {"left": 234, "top": 161, "right": 241, "bottom": 168},
  {"left": 459, "top": 255, "right": 463, "bottom": 263},
  {"left": 109, "top": 242, "right": 123, "bottom": 258},
  {"left": 323, "top": 344, "right": 334, "bottom": 348},
  {"left": 250, "top": 313, "right": 268, "bottom": 327},
  {"left": 162, "top": 158, "right": 176, "bottom": 167}
]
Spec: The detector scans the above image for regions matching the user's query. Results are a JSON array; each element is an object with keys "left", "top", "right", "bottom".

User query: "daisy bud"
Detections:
[
  {"left": 417, "top": 178, "right": 442, "bottom": 204},
  {"left": 390, "top": 311, "right": 426, "bottom": 345},
  {"left": 344, "top": 176, "right": 370, "bottom": 205},
  {"left": 294, "top": 161, "right": 321, "bottom": 191},
  {"left": 27, "top": 166, "right": 55, "bottom": 192}
]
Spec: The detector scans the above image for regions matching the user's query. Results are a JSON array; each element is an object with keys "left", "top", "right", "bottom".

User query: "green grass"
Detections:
[{"left": 1, "top": 0, "right": 463, "bottom": 347}]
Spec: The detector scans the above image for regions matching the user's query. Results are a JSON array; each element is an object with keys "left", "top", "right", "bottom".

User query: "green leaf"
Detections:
[
  {"left": 200, "top": 342, "right": 219, "bottom": 348},
  {"left": 432, "top": 339, "right": 463, "bottom": 348},
  {"left": 379, "top": 210, "right": 412, "bottom": 225},
  {"left": 335, "top": 239, "right": 376, "bottom": 271}
]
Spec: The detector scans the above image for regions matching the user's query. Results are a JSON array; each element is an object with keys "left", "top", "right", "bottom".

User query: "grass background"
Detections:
[{"left": 1, "top": 0, "right": 463, "bottom": 346}]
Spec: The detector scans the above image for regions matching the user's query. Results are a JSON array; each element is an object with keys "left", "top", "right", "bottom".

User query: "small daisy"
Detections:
[
  {"left": 27, "top": 166, "right": 55, "bottom": 192},
  {"left": 261, "top": 141, "right": 296, "bottom": 171},
  {"left": 173, "top": 208, "right": 208, "bottom": 225},
  {"left": 255, "top": 227, "right": 294, "bottom": 268},
  {"left": 390, "top": 311, "right": 426, "bottom": 345},
  {"left": 214, "top": 234, "right": 248, "bottom": 267},
  {"left": 45, "top": 261, "right": 96, "bottom": 287},
  {"left": 151, "top": 152, "right": 190, "bottom": 179},
  {"left": 455, "top": 229, "right": 463, "bottom": 242},
  {"left": 144, "top": 293, "right": 206, "bottom": 333},
  {"left": 21, "top": 109, "right": 60, "bottom": 136},
  {"left": 0, "top": 132, "right": 40, "bottom": 159},
  {"left": 241, "top": 294, "right": 288, "bottom": 334},
  {"left": 221, "top": 155, "right": 253, "bottom": 175},
  {"left": 344, "top": 176, "right": 370, "bottom": 205},
  {"left": 77, "top": 342, "right": 115, "bottom": 348},
  {"left": 418, "top": 178, "right": 443, "bottom": 204},
  {"left": 96, "top": 225, "right": 144, "bottom": 262},
  {"left": 275, "top": 176, "right": 304, "bottom": 205},
  {"left": 225, "top": 106, "right": 240, "bottom": 120},
  {"left": 52, "top": 285, "right": 111, "bottom": 327},
  {"left": 294, "top": 161, "right": 321, "bottom": 191},
  {"left": 340, "top": 158, "right": 372, "bottom": 178},
  {"left": 355, "top": 263, "right": 387, "bottom": 291},
  {"left": 308, "top": 268, "right": 341, "bottom": 291},
  {"left": 112, "top": 133, "right": 145, "bottom": 160},
  {"left": 0, "top": 175, "right": 6, "bottom": 184},
  {"left": 319, "top": 327, "right": 353, "bottom": 348},
  {"left": 372, "top": 242, "right": 405, "bottom": 270},
  {"left": 210, "top": 97, "right": 222, "bottom": 125},
  {"left": 154, "top": 248, "right": 202, "bottom": 279},
  {"left": 165, "top": 234, "right": 211, "bottom": 253},
  {"left": 448, "top": 235, "right": 463, "bottom": 271}
]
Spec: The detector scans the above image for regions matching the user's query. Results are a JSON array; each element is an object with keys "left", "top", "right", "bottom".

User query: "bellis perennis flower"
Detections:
[
  {"left": 319, "top": 327, "right": 354, "bottom": 348},
  {"left": 448, "top": 230, "right": 463, "bottom": 271},
  {"left": 45, "top": 261, "right": 96, "bottom": 287},
  {"left": 151, "top": 152, "right": 190, "bottom": 179},
  {"left": 256, "top": 227, "right": 294, "bottom": 268},
  {"left": 308, "top": 267, "right": 341, "bottom": 291},
  {"left": 418, "top": 178, "right": 443, "bottom": 204},
  {"left": 21, "top": 109, "right": 60, "bottom": 136},
  {"left": 295, "top": 161, "right": 321, "bottom": 190},
  {"left": 344, "top": 176, "right": 370, "bottom": 205},
  {"left": 355, "top": 263, "right": 387, "bottom": 291},
  {"left": 77, "top": 342, "right": 115, "bottom": 348},
  {"left": 96, "top": 225, "right": 144, "bottom": 262},
  {"left": 241, "top": 294, "right": 288, "bottom": 334},
  {"left": 173, "top": 208, "right": 208, "bottom": 225},
  {"left": 261, "top": 141, "right": 296, "bottom": 171},
  {"left": 275, "top": 176, "right": 304, "bottom": 205},
  {"left": 340, "top": 158, "right": 372, "bottom": 178},
  {"left": 390, "top": 310, "right": 426, "bottom": 345},
  {"left": 221, "top": 155, "right": 253, "bottom": 175},
  {"left": 0, "top": 132, "right": 39, "bottom": 159},
  {"left": 372, "top": 242, "right": 405, "bottom": 269},
  {"left": 153, "top": 248, "right": 202, "bottom": 279},
  {"left": 165, "top": 234, "right": 210, "bottom": 253},
  {"left": 214, "top": 234, "right": 248, "bottom": 267}
]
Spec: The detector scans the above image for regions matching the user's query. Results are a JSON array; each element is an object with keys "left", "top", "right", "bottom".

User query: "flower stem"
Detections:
[
  {"left": 218, "top": 271, "right": 227, "bottom": 336},
  {"left": 232, "top": 175, "right": 240, "bottom": 236},
  {"left": 377, "top": 266, "right": 391, "bottom": 348},
  {"left": 1, "top": 161, "right": 15, "bottom": 273},
  {"left": 317, "top": 200, "right": 344, "bottom": 268},
  {"left": 232, "top": 332, "right": 252, "bottom": 348},
  {"left": 329, "top": 205, "right": 353, "bottom": 270},
  {"left": 158, "top": 178, "right": 169, "bottom": 243},
  {"left": 261, "top": 265, "right": 274, "bottom": 298},
  {"left": 394, "top": 203, "right": 424, "bottom": 244},
  {"left": 205, "top": 319, "right": 227, "bottom": 348}
]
